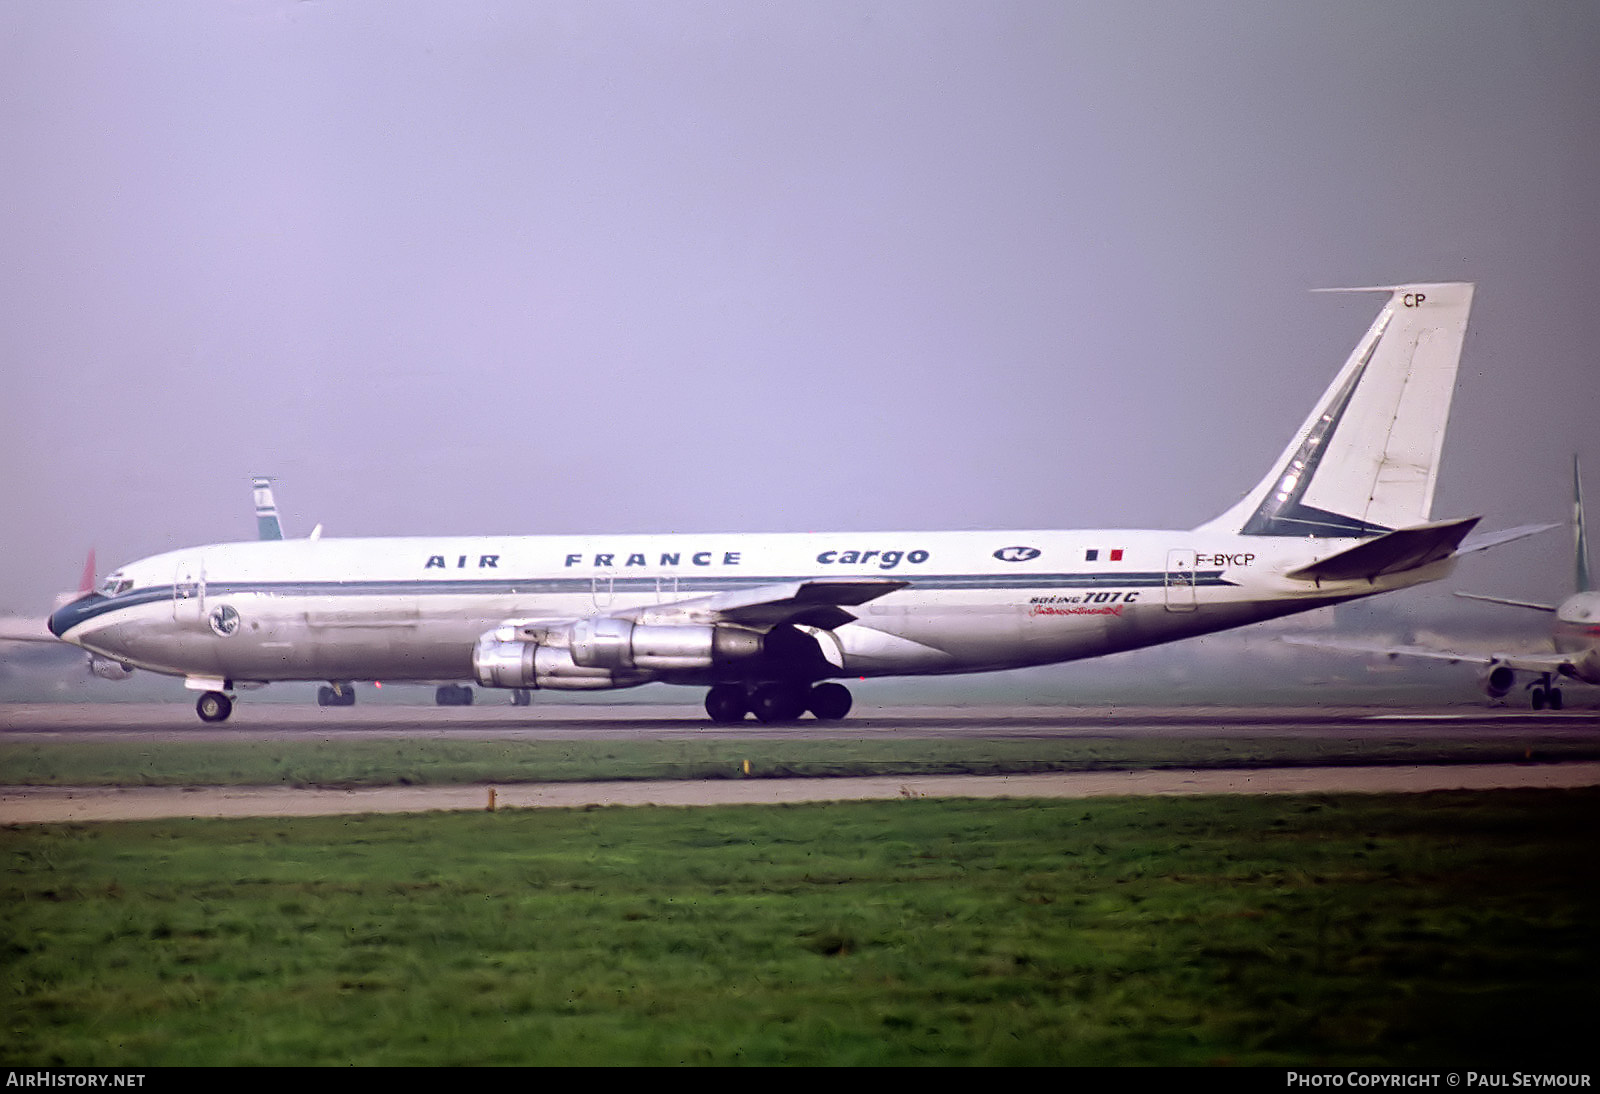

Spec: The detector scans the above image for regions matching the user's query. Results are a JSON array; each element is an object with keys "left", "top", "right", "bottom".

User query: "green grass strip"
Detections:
[
  {"left": 5, "top": 789, "right": 1596, "bottom": 1066},
  {"left": 6, "top": 734, "right": 1598, "bottom": 788}
]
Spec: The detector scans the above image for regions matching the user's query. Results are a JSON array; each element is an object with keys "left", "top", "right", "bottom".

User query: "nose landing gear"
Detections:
[{"left": 196, "top": 690, "right": 233, "bottom": 723}]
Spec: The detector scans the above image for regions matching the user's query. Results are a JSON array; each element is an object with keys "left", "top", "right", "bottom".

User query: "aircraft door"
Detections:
[
  {"left": 1164, "top": 549, "right": 1197, "bottom": 612},
  {"left": 591, "top": 568, "right": 616, "bottom": 610},
  {"left": 655, "top": 574, "right": 680, "bottom": 604},
  {"left": 173, "top": 558, "right": 205, "bottom": 624}
]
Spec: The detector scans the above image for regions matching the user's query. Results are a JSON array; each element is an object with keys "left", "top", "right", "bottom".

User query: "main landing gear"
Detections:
[
  {"left": 1530, "top": 674, "right": 1565, "bottom": 711},
  {"left": 435, "top": 684, "right": 475, "bottom": 706},
  {"left": 704, "top": 681, "right": 853, "bottom": 724},
  {"left": 317, "top": 682, "right": 356, "bottom": 707}
]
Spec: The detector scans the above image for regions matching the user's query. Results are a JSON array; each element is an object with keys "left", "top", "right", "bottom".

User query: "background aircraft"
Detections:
[
  {"left": 0, "top": 551, "right": 135, "bottom": 682},
  {"left": 1291, "top": 457, "right": 1596, "bottom": 709}
]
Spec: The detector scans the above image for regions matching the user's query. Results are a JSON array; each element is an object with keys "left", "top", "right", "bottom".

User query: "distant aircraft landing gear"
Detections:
[
  {"left": 511, "top": 689, "right": 532, "bottom": 707},
  {"left": 704, "top": 682, "right": 854, "bottom": 724},
  {"left": 1530, "top": 675, "right": 1564, "bottom": 711},
  {"left": 436, "top": 684, "right": 474, "bottom": 706},
  {"left": 317, "top": 682, "right": 356, "bottom": 707},
  {"left": 196, "top": 691, "right": 233, "bottom": 723}
]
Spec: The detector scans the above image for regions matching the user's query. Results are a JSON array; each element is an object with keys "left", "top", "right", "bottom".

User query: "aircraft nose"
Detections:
[{"left": 48, "top": 592, "right": 104, "bottom": 639}]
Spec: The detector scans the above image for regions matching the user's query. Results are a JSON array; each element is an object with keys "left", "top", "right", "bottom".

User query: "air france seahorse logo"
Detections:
[
  {"left": 994, "top": 546, "right": 1041, "bottom": 562},
  {"left": 208, "top": 604, "right": 240, "bottom": 637}
]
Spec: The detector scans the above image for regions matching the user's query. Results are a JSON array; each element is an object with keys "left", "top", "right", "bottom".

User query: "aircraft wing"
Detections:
[
  {"left": 1283, "top": 636, "right": 1580, "bottom": 676},
  {"left": 0, "top": 615, "right": 58, "bottom": 643},
  {"left": 494, "top": 578, "right": 909, "bottom": 645},
  {"left": 1284, "top": 635, "right": 1486, "bottom": 665},
  {"left": 627, "top": 577, "right": 910, "bottom": 629}
]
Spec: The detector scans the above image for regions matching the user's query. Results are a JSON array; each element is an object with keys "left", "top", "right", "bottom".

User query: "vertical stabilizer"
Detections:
[
  {"left": 253, "top": 476, "right": 285, "bottom": 541},
  {"left": 1576, "top": 455, "right": 1591, "bottom": 593},
  {"left": 1202, "top": 282, "right": 1474, "bottom": 537}
]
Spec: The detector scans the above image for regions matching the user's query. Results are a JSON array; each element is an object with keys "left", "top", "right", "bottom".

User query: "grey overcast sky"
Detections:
[{"left": 2, "top": 1, "right": 1597, "bottom": 614}]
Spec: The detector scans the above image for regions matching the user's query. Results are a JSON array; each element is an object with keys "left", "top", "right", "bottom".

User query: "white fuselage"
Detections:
[
  {"left": 54, "top": 527, "right": 1451, "bottom": 688},
  {"left": 45, "top": 282, "right": 1484, "bottom": 719},
  {"left": 1552, "top": 591, "right": 1600, "bottom": 685}
]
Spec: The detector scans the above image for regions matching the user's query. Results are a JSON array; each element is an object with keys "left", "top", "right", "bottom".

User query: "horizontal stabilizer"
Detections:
[
  {"left": 1457, "top": 521, "right": 1560, "bottom": 555},
  {"left": 1453, "top": 591, "right": 1557, "bottom": 613},
  {"left": 1286, "top": 516, "right": 1480, "bottom": 583}
]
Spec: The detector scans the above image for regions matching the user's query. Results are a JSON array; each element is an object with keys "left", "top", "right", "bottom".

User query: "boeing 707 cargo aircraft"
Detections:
[{"left": 51, "top": 283, "right": 1491, "bottom": 723}]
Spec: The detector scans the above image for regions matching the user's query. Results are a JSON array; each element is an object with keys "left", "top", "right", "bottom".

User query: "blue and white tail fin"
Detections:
[
  {"left": 1202, "top": 283, "right": 1475, "bottom": 538},
  {"left": 253, "top": 476, "right": 285, "bottom": 541},
  {"left": 1574, "top": 454, "right": 1591, "bottom": 593}
]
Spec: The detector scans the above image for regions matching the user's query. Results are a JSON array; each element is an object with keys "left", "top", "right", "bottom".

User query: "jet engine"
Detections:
[
  {"left": 88, "top": 654, "right": 134, "bottom": 681},
  {"left": 568, "top": 618, "right": 763, "bottom": 671},
  {"left": 472, "top": 619, "right": 763, "bottom": 690},
  {"left": 1478, "top": 662, "right": 1516, "bottom": 700}
]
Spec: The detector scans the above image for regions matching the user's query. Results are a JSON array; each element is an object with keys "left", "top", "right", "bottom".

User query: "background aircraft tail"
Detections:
[
  {"left": 253, "top": 476, "right": 285, "bottom": 540},
  {"left": 1574, "top": 454, "right": 1591, "bottom": 593},
  {"left": 1202, "top": 282, "right": 1475, "bottom": 538}
]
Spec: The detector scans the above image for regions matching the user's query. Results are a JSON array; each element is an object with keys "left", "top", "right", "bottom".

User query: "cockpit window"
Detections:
[{"left": 100, "top": 573, "right": 134, "bottom": 597}]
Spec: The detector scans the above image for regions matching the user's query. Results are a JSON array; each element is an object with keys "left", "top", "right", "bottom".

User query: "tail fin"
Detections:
[
  {"left": 1575, "top": 454, "right": 1591, "bottom": 593},
  {"left": 253, "top": 476, "right": 285, "bottom": 541},
  {"left": 1202, "top": 282, "right": 1475, "bottom": 538},
  {"left": 45, "top": 550, "right": 97, "bottom": 614}
]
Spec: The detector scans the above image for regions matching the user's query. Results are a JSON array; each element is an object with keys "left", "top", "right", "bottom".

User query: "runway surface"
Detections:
[
  {"left": 3, "top": 700, "right": 1597, "bottom": 741},
  {"left": 3, "top": 701, "right": 1597, "bottom": 823}
]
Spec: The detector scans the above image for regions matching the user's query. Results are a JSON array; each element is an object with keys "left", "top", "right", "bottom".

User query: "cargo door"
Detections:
[
  {"left": 173, "top": 558, "right": 205, "bottom": 624},
  {"left": 1164, "top": 549, "right": 1197, "bottom": 613}
]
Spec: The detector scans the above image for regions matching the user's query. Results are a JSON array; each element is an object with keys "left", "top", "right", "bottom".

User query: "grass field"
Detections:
[
  {"left": 6, "top": 730, "right": 1598, "bottom": 788},
  {"left": 5, "top": 788, "right": 1597, "bottom": 1066}
]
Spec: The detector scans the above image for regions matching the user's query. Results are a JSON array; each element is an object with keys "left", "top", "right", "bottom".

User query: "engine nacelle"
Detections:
[
  {"left": 569, "top": 618, "right": 762, "bottom": 671},
  {"left": 473, "top": 630, "right": 624, "bottom": 690},
  {"left": 88, "top": 655, "right": 134, "bottom": 681},
  {"left": 475, "top": 618, "right": 764, "bottom": 690},
  {"left": 1479, "top": 662, "right": 1516, "bottom": 699}
]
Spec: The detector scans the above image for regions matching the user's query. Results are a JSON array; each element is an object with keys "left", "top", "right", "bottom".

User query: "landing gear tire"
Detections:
[
  {"left": 436, "top": 684, "right": 474, "bottom": 706},
  {"left": 317, "top": 684, "right": 356, "bottom": 707},
  {"left": 808, "top": 682, "right": 853, "bottom": 721},
  {"left": 511, "top": 689, "right": 532, "bottom": 707},
  {"left": 196, "top": 691, "right": 233, "bottom": 723},
  {"left": 1549, "top": 687, "right": 1564, "bottom": 711},
  {"left": 705, "top": 684, "right": 748, "bottom": 723},
  {"left": 751, "top": 682, "right": 807, "bottom": 724},
  {"left": 1531, "top": 686, "right": 1547, "bottom": 711}
]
